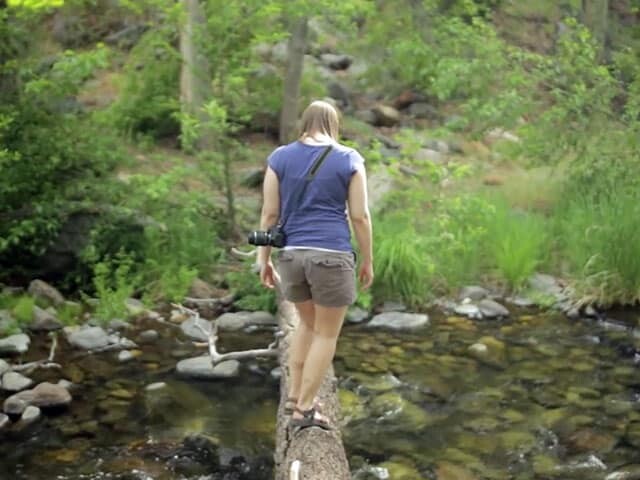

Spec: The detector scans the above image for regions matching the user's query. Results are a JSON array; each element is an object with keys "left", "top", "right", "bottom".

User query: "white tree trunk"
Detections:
[{"left": 279, "top": 17, "right": 308, "bottom": 145}]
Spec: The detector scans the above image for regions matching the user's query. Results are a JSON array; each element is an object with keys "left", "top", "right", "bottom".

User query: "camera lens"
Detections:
[{"left": 248, "top": 231, "right": 270, "bottom": 246}]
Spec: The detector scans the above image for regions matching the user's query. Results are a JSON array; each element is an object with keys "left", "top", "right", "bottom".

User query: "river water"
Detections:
[{"left": 1, "top": 309, "right": 639, "bottom": 479}]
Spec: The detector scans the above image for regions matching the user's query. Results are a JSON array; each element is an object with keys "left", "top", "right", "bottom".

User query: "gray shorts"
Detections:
[{"left": 276, "top": 249, "right": 357, "bottom": 307}]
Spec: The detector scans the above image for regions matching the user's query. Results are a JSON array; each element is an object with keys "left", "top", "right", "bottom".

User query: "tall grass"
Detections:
[
  {"left": 372, "top": 218, "right": 434, "bottom": 308},
  {"left": 559, "top": 191, "right": 640, "bottom": 306},
  {"left": 485, "top": 198, "right": 550, "bottom": 290}
]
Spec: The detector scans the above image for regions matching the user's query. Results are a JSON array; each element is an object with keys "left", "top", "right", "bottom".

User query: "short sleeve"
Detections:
[
  {"left": 267, "top": 146, "right": 284, "bottom": 180},
  {"left": 349, "top": 149, "right": 365, "bottom": 175}
]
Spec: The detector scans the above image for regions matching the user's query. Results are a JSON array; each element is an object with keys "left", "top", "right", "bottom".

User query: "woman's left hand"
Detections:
[{"left": 260, "top": 261, "right": 280, "bottom": 289}]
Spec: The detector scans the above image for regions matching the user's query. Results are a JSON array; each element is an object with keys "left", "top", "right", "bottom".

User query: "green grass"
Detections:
[
  {"left": 559, "top": 191, "right": 640, "bottom": 306},
  {"left": 12, "top": 296, "right": 35, "bottom": 324},
  {"left": 485, "top": 198, "right": 550, "bottom": 290}
]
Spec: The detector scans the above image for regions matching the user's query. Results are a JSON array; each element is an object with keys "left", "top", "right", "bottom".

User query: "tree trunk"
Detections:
[
  {"left": 179, "top": 0, "right": 212, "bottom": 150},
  {"left": 274, "top": 296, "right": 351, "bottom": 480},
  {"left": 279, "top": 17, "right": 308, "bottom": 145},
  {"left": 582, "top": 0, "right": 609, "bottom": 61}
]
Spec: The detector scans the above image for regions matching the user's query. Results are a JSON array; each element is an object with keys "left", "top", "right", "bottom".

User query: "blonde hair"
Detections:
[{"left": 299, "top": 100, "right": 340, "bottom": 141}]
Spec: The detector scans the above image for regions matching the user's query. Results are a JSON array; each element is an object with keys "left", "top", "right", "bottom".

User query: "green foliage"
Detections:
[
  {"left": 225, "top": 267, "right": 277, "bottom": 313},
  {"left": 558, "top": 191, "right": 640, "bottom": 306},
  {"left": 109, "top": 26, "right": 181, "bottom": 138},
  {"left": 11, "top": 296, "right": 35, "bottom": 324},
  {"left": 89, "top": 251, "right": 139, "bottom": 322}
]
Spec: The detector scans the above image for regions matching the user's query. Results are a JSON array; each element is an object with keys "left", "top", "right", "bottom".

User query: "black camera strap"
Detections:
[{"left": 278, "top": 144, "right": 333, "bottom": 229}]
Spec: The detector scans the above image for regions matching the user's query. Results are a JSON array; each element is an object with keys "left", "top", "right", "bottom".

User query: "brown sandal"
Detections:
[
  {"left": 289, "top": 406, "right": 332, "bottom": 431},
  {"left": 284, "top": 397, "right": 322, "bottom": 415}
]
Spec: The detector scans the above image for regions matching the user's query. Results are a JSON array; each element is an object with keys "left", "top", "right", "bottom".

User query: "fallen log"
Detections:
[{"left": 274, "top": 294, "right": 351, "bottom": 480}]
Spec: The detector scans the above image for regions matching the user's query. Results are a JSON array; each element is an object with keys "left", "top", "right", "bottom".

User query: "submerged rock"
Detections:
[
  {"left": 436, "top": 461, "right": 479, "bottom": 480},
  {"left": 468, "top": 336, "right": 506, "bottom": 368},
  {"left": 67, "top": 326, "right": 110, "bottom": 350},
  {"left": 176, "top": 356, "right": 240, "bottom": 379},
  {"left": 367, "top": 312, "right": 429, "bottom": 330}
]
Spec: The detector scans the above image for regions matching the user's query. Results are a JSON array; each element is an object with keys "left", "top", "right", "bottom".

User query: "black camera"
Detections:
[{"left": 247, "top": 225, "right": 286, "bottom": 248}]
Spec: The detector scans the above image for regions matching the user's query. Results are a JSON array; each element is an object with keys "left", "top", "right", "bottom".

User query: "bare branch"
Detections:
[
  {"left": 10, "top": 333, "right": 61, "bottom": 374},
  {"left": 171, "top": 303, "right": 281, "bottom": 365},
  {"left": 230, "top": 247, "right": 257, "bottom": 259}
]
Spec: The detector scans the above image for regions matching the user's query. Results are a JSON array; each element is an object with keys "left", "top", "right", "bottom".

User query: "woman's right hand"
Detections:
[{"left": 358, "top": 260, "right": 374, "bottom": 290}]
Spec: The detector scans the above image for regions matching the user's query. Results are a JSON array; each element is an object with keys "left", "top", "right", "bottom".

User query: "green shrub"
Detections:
[
  {"left": 11, "top": 296, "right": 35, "bottom": 325},
  {"left": 559, "top": 191, "right": 640, "bottom": 306},
  {"left": 89, "top": 251, "right": 139, "bottom": 323},
  {"left": 225, "top": 266, "right": 276, "bottom": 313}
]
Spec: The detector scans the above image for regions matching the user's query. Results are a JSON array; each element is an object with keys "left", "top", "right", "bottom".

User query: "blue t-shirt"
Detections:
[{"left": 267, "top": 141, "right": 364, "bottom": 252}]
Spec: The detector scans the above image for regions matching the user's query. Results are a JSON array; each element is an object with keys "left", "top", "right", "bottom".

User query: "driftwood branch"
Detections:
[
  {"left": 171, "top": 303, "right": 280, "bottom": 365},
  {"left": 10, "top": 332, "right": 61, "bottom": 373}
]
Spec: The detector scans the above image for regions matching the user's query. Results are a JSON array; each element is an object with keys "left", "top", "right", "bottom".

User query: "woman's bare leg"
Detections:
[
  {"left": 295, "top": 304, "right": 348, "bottom": 415},
  {"left": 287, "top": 300, "right": 315, "bottom": 401}
]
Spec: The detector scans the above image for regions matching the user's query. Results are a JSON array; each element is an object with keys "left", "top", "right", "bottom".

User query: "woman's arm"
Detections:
[
  {"left": 347, "top": 164, "right": 374, "bottom": 289},
  {"left": 258, "top": 166, "right": 280, "bottom": 266}
]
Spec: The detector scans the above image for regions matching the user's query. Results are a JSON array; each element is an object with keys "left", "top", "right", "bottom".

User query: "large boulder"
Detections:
[
  {"left": 30, "top": 382, "right": 72, "bottom": 408},
  {"left": 371, "top": 105, "right": 401, "bottom": 127},
  {"left": 30, "top": 306, "right": 63, "bottom": 331},
  {"left": 28, "top": 279, "right": 65, "bottom": 306},
  {"left": 215, "top": 311, "right": 277, "bottom": 331}
]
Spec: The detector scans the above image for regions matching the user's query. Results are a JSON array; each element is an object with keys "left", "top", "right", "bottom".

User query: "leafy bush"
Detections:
[
  {"left": 89, "top": 252, "right": 139, "bottom": 323},
  {"left": 11, "top": 296, "right": 35, "bottom": 325},
  {"left": 225, "top": 266, "right": 277, "bottom": 313}
]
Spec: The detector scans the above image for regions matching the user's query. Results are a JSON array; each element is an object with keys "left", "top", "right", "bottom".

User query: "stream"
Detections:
[{"left": 1, "top": 309, "right": 639, "bottom": 479}]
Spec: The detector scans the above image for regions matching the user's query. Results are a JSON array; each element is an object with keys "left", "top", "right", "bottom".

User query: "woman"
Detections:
[{"left": 258, "top": 100, "right": 374, "bottom": 430}]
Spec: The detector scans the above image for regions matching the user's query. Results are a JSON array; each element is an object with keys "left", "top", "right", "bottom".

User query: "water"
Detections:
[{"left": 1, "top": 311, "right": 639, "bottom": 479}]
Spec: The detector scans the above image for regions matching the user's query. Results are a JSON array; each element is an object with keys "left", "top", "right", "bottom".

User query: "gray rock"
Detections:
[
  {"left": 354, "top": 109, "right": 377, "bottom": 125},
  {"left": 270, "top": 367, "right": 282, "bottom": 380},
  {"left": 242, "top": 168, "right": 264, "bottom": 189},
  {"left": 2, "top": 371, "right": 33, "bottom": 392},
  {"left": 117, "top": 337, "right": 137, "bottom": 350},
  {"left": 346, "top": 307, "right": 369, "bottom": 324},
  {"left": 415, "top": 148, "right": 444, "bottom": 164},
  {"left": 188, "top": 278, "right": 216, "bottom": 299},
  {"left": 215, "top": 311, "right": 276, "bottom": 331},
  {"left": 271, "top": 41, "right": 288, "bottom": 64},
  {"left": 28, "top": 279, "right": 64, "bottom": 306},
  {"left": 375, "top": 133, "right": 401, "bottom": 150},
  {"left": 0, "top": 359, "right": 9, "bottom": 376},
  {"left": 118, "top": 350, "right": 135, "bottom": 362},
  {"left": 20, "top": 405, "right": 41, "bottom": 425},
  {"left": 30, "top": 306, "right": 63, "bottom": 331},
  {"left": 353, "top": 466, "right": 390, "bottom": 479},
  {"left": 108, "top": 319, "right": 130, "bottom": 331},
  {"left": 506, "top": 295, "right": 535, "bottom": 307},
  {"left": 380, "top": 301, "right": 407, "bottom": 313},
  {"left": 584, "top": 305, "right": 598, "bottom": 318},
  {"left": 424, "top": 139, "right": 450, "bottom": 154},
  {"left": 124, "top": 298, "right": 145, "bottom": 316},
  {"left": 176, "top": 357, "right": 240, "bottom": 379},
  {"left": 3, "top": 390, "right": 34, "bottom": 415},
  {"left": 566, "top": 307, "right": 580, "bottom": 319},
  {"left": 408, "top": 102, "right": 439, "bottom": 120},
  {"left": 528, "top": 273, "right": 563, "bottom": 296},
  {"left": 368, "top": 312, "right": 429, "bottom": 330},
  {"left": 454, "top": 303, "right": 482, "bottom": 319},
  {"left": 30, "top": 382, "right": 72, "bottom": 408},
  {"left": 320, "top": 53, "right": 353, "bottom": 70},
  {"left": 328, "top": 81, "right": 351, "bottom": 108},
  {"left": 371, "top": 104, "right": 401, "bottom": 127},
  {"left": 57, "top": 379, "right": 74, "bottom": 391},
  {"left": 0, "top": 413, "right": 9, "bottom": 430},
  {"left": 138, "top": 329, "right": 159, "bottom": 343},
  {"left": 606, "top": 465, "right": 640, "bottom": 480},
  {"left": 181, "top": 317, "right": 212, "bottom": 341},
  {"left": 459, "top": 286, "right": 490, "bottom": 301},
  {"left": 0, "top": 333, "right": 30, "bottom": 355},
  {"left": 478, "top": 299, "right": 510, "bottom": 318},
  {"left": 67, "top": 326, "right": 110, "bottom": 350},
  {"left": 145, "top": 382, "right": 167, "bottom": 392}
]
